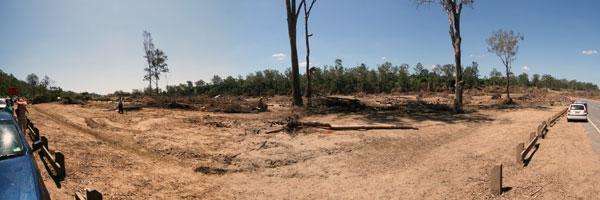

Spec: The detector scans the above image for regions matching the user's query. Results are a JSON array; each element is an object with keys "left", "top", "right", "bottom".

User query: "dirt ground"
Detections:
[{"left": 24, "top": 93, "right": 600, "bottom": 199}]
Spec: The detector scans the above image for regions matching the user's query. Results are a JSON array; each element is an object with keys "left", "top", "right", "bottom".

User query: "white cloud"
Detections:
[
  {"left": 582, "top": 50, "right": 598, "bottom": 55},
  {"left": 300, "top": 62, "right": 311, "bottom": 67},
  {"left": 272, "top": 53, "right": 286, "bottom": 60},
  {"left": 425, "top": 64, "right": 440, "bottom": 69},
  {"left": 381, "top": 56, "right": 387, "bottom": 60},
  {"left": 469, "top": 53, "right": 488, "bottom": 58},
  {"left": 521, "top": 66, "right": 530, "bottom": 71}
]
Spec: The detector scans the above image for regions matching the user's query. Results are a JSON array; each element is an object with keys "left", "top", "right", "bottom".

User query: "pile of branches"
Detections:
[
  {"left": 61, "top": 97, "right": 85, "bottom": 105},
  {"left": 310, "top": 96, "right": 367, "bottom": 113},
  {"left": 140, "top": 95, "right": 267, "bottom": 113}
]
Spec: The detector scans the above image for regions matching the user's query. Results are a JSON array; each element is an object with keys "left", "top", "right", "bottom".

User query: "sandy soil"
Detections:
[{"left": 23, "top": 95, "right": 600, "bottom": 199}]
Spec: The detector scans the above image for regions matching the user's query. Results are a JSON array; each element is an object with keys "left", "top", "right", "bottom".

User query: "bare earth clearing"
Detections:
[{"left": 25, "top": 93, "right": 600, "bottom": 199}]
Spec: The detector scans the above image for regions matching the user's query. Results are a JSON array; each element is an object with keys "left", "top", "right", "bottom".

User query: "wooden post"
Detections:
[
  {"left": 41, "top": 136, "right": 48, "bottom": 150},
  {"left": 33, "top": 127, "right": 40, "bottom": 141},
  {"left": 490, "top": 164, "right": 503, "bottom": 195},
  {"left": 530, "top": 132, "right": 537, "bottom": 141},
  {"left": 86, "top": 189, "right": 103, "bottom": 200},
  {"left": 537, "top": 125, "right": 543, "bottom": 138},
  {"left": 55, "top": 152, "right": 66, "bottom": 179},
  {"left": 516, "top": 143, "right": 524, "bottom": 164}
]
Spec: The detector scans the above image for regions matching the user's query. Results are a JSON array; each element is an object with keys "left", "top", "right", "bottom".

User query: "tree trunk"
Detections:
[
  {"left": 286, "top": 0, "right": 303, "bottom": 106},
  {"left": 506, "top": 66, "right": 511, "bottom": 100},
  {"left": 452, "top": 11, "right": 464, "bottom": 113},
  {"left": 148, "top": 78, "right": 152, "bottom": 95},
  {"left": 155, "top": 80, "right": 160, "bottom": 95},
  {"left": 305, "top": 13, "right": 312, "bottom": 106}
]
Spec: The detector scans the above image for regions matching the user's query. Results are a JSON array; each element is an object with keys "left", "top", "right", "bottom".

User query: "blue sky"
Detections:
[{"left": 1, "top": 0, "right": 598, "bottom": 94}]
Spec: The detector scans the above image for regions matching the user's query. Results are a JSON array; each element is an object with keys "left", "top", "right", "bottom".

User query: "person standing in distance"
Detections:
[{"left": 118, "top": 97, "right": 124, "bottom": 114}]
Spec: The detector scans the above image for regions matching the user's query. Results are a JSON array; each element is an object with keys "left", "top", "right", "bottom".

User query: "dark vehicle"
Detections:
[{"left": 0, "top": 112, "right": 50, "bottom": 199}]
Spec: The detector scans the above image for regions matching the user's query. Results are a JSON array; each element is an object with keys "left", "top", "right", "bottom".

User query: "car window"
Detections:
[
  {"left": 570, "top": 105, "right": 585, "bottom": 110},
  {"left": 0, "top": 123, "right": 25, "bottom": 157}
]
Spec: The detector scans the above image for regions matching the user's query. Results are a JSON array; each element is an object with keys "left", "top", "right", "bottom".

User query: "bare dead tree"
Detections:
[
  {"left": 303, "top": 0, "right": 317, "bottom": 106},
  {"left": 285, "top": 0, "right": 305, "bottom": 106},
  {"left": 143, "top": 31, "right": 155, "bottom": 94},
  {"left": 415, "top": 0, "right": 474, "bottom": 113}
]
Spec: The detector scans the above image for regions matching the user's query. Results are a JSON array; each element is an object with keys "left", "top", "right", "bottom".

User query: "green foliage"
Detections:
[
  {"left": 75, "top": 92, "right": 92, "bottom": 101},
  {"left": 156, "top": 59, "right": 597, "bottom": 97},
  {"left": 0, "top": 70, "right": 66, "bottom": 104},
  {"left": 487, "top": 29, "right": 524, "bottom": 68}
]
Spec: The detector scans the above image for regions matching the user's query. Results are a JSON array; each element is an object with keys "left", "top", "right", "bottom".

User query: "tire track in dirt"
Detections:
[
  {"left": 29, "top": 106, "right": 230, "bottom": 199},
  {"left": 31, "top": 105, "right": 194, "bottom": 170}
]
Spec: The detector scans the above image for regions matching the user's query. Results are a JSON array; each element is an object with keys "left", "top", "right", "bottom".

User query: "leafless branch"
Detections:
[{"left": 296, "top": 0, "right": 305, "bottom": 18}]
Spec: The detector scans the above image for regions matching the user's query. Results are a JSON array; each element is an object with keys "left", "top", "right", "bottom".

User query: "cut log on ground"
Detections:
[
  {"left": 290, "top": 121, "right": 417, "bottom": 131},
  {"left": 123, "top": 106, "right": 142, "bottom": 111},
  {"left": 330, "top": 125, "right": 418, "bottom": 130}
]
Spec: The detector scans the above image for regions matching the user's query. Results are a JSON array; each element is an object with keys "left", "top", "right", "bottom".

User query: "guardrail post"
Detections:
[
  {"left": 530, "top": 132, "right": 537, "bottom": 141},
  {"left": 75, "top": 189, "right": 103, "bottom": 200},
  {"left": 55, "top": 152, "right": 66, "bottom": 179},
  {"left": 86, "top": 189, "right": 103, "bottom": 200},
  {"left": 33, "top": 127, "right": 40, "bottom": 141},
  {"left": 41, "top": 136, "right": 48, "bottom": 150},
  {"left": 537, "top": 124, "right": 543, "bottom": 138},
  {"left": 516, "top": 143, "right": 524, "bottom": 164},
  {"left": 490, "top": 164, "right": 503, "bottom": 195}
]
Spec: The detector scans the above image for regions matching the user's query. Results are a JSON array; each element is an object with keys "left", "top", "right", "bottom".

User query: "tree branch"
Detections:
[
  {"left": 296, "top": 0, "right": 306, "bottom": 18},
  {"left": 306, "top": 0, "right": 316, "bottom": 16}
]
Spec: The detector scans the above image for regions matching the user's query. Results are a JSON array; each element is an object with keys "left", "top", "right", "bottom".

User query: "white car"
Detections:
[
  {"left": 567, "top": 103, "right": 588, "bottom": 122},
  {"left": 0, "top": 98, "right": 6, "bottom": 109}
]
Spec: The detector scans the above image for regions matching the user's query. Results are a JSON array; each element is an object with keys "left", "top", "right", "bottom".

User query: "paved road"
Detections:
[{"left": 576, "top": 99, "right": 600, "bottom": 159}]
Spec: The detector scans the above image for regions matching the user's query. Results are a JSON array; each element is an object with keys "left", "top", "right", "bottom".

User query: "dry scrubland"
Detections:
[{"left": 25, "top": 89, "right": 600, "bottom": 199}]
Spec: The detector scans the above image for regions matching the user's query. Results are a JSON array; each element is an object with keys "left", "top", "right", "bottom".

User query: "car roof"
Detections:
[{"left": 0, "top": 112, "right": 14, "bottom": 121}]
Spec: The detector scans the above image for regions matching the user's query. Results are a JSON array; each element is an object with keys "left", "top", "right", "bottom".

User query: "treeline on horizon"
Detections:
[
  {"left": 118, "top": 59, "right": 598, "bottom": 97},
  {"left": 0, "top": 69, "right": 93, "bottom": 102}
]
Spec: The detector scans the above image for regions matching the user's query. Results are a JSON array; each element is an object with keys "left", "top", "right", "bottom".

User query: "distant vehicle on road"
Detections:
[
  {"left": 0, "top": 112, "right": 50, "bottom": 200},
  {"left": 0, "top": 98, "right": 6, "bottom": 109},
  {"left": 567, "top": 103, "right": 588, "bottom": 122},
  {"left": 575, "top": 101, "right": 588, "bottom": 113}
]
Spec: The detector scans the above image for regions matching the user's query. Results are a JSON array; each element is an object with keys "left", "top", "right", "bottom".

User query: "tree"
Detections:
[
  {"left": 486, "top": 29, "right": 524, "bottom": 103},
  {"left": 285, "top": 0, "right": 305, "bottom": 106},
  {"left": 415, "top": 0, "right": 475, "bottom": 113},
  {"left": 463, "top": 61, "right": 479, "bottom": 89},
  {"left": 26, "top": 73, "right": 39, "bottom": 96},
  {"left": 303, "top": 0, "right": 317, "bottom": 105},
  {"left": 143, "top": 31, "right": 155, "bottom": 93},
  {"left": 532, "top": 74, "right": 540, "bottom": 88},
  {"left": 489, "top": 68, "right": 503, "bottom": 86},
  {"left": 518, "top": 73, "right": 529, "bottom": 87},
  {"left": 151, "top": 48, "right": 169, "bottom": 95},
  {"left": 211, "top": 75, "right": 223, "bottom": 85},
  {"left": 41, "top": 75, "right": 54, "bottom": 90}
]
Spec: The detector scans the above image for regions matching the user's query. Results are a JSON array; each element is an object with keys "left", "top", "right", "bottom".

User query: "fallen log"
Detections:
[
  {"left": 268, "top": 121, "right": 418, "bottom": 134},
  {"left": 330, "top": 125, "right": 418, "bottom": 130},
  {"left": 296, "top": 121, "right": 332, "bottom": 128},
  {"left": 295, "top": 121, "right": 417, "bottom": 130},
  {"left": 123, "top": 106, "right": 142, "bottom": 111}
]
